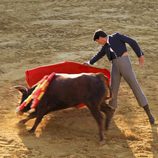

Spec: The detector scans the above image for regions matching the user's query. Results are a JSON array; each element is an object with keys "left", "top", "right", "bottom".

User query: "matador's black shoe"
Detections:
[{"left": 143, "top": 104, "right": 155, "bottom": 125}]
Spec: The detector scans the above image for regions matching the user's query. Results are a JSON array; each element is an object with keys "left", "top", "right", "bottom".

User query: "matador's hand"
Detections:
[{"left": 139, "top": 55, "right": 144, "bottom": 67}]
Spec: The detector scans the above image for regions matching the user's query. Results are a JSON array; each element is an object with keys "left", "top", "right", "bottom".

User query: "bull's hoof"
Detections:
[
  {"left": 28, "top": 128, "right": 35, "bottom": 133},
  {"left": 99, "top": 140, "right": 106, "bottom": 146}
]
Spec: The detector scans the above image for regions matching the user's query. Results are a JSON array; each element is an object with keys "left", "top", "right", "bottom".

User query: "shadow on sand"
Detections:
[{"left": 17, "top": 108, "right": 136, "bottom": 158}]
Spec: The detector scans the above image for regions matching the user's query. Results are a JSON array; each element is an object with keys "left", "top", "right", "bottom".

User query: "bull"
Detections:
[{"left": 15, "top": 73, "right": 114, "bottom": 143}]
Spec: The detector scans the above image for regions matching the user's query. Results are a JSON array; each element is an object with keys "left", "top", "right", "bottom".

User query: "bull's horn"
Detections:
[{"left": 14, "top": 85, "right": 28, "bottom": 94}]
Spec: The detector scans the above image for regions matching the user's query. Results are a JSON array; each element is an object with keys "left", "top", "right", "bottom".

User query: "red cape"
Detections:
[{"left": 25, "top": 61, "right": 110, "bottom": 88}]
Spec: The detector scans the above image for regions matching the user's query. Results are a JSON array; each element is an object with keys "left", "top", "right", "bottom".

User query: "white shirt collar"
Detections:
[{"left": 107, "top": 35, "right": 110, "bottom": 44}]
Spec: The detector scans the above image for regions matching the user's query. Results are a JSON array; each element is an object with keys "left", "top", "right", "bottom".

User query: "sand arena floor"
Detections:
[{"left": 0, "top": 0, "right": 158, "bottom": 157}]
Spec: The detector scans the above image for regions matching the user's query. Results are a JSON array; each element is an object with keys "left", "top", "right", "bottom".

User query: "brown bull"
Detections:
[{"left": 15, "top": 73, "right": 114, "bottom": 143}]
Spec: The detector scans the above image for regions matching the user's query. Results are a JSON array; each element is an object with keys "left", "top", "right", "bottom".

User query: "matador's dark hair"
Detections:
[{"left": 93, "top": 29, "right": 107, "bottom": 41}]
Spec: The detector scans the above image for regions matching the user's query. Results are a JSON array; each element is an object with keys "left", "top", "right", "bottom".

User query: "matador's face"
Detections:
[{"left": 95, "top": 37, "right": 107, "bottom": 45}]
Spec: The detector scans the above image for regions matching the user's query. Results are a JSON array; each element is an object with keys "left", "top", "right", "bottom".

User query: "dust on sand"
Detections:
[{"left": 0, "top": 0, "right": 158, "bottom": 157}]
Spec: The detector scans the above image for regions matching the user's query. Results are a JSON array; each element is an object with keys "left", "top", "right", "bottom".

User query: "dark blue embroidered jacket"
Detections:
[{"left": 89, "top": 33, "right": 144, "bottom": 64}]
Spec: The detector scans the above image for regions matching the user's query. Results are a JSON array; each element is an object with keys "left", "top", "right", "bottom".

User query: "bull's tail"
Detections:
[{"left": 96, "top": 73, "right": 112, "bottom": 100}]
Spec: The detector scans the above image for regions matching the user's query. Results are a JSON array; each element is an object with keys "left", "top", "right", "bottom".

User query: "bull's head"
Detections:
[{"left": 14, "top": 85, "right": 33, "bottom": 113}]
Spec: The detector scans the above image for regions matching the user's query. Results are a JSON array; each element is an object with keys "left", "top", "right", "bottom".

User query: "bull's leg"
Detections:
[
  {"left": 19, "top": 112, "right": 37, "bottom": 124},
  {"left": 88, "top": 105, "right": 105, "bottom": 142},
  {"left": 28, "top": 113, "right": 44, "bottom": 133},
  {"left": 29, "top": 106, "right": 54, "bottom": 133},
  {"left": 28, "top": 96, "right": 48, "bottom": 133},
  {"left": 100, "top": 102, "right": 115, "bottom": 130}
]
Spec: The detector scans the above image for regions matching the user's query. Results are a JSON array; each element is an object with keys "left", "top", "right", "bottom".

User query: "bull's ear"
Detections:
[{"left": 14, "top": 85, "right": 28, "bottom": 94}]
